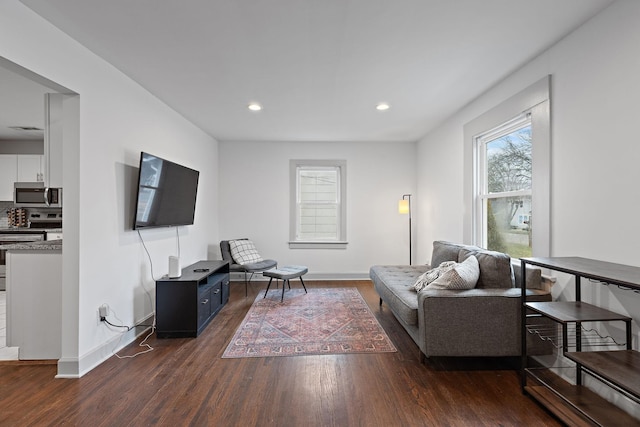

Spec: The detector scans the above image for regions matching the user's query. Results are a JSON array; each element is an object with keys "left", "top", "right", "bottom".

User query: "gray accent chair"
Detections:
[{"left": 220, "top": 239, "right": 277, "bottom": 296}]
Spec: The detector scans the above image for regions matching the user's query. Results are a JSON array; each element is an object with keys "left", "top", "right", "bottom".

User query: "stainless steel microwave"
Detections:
[{"left": 14, "top": 182, "right": 62, "bottom": 208}]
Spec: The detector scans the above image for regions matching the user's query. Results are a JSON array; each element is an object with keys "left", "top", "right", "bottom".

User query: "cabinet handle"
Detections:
[
  {"left": 213, "top": 289, "right": 220, "bottom": 294},
  {"left": 201, "top": 299, "right": 209, "bottom": 304}
]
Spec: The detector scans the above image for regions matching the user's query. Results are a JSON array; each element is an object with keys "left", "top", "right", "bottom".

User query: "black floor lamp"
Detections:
[{"left": 398, "top": 194, "right": 412, "bottom": 265}]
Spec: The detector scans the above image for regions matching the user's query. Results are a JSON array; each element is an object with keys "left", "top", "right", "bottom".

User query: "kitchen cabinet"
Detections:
[
  {"left": 44, "top": 94, "right": 63, "bottom": 187},
  {"left": 0, "top": 154, "right": 18, "bottom": 201},
  {"left": 6, "top": 246, "right": 62, "bottom": 360},
  {"left": 17, "top": 155, "right": 44, "bottom": 182},
  {"left": 0, "top": 154, "right": 45, "bottom": 201}
]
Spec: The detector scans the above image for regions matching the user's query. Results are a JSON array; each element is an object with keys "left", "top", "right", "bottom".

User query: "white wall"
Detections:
[
  {"left": 417, "top": 0, "right": 640, "bottom": 415},
  {"left": 419, "top": 0, "right": 640, "bottom": 267},
  {"left": 219, "top": 140, "right": 416, "bottom": 277},
  {"left": 419, "top": 0, "right": 640, "bottom": 295},
  {"left": 0, "top": 2, "right": 220, "bottom": 376}
]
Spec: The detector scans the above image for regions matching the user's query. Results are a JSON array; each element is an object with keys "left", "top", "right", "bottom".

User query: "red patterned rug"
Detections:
[{"left": 222, "top": 288, "right": 397, "bottom": 358}]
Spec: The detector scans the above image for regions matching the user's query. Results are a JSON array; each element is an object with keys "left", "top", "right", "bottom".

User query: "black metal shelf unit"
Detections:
[{"left": 520, "top": 257, "right": 640, "bottom": 426}]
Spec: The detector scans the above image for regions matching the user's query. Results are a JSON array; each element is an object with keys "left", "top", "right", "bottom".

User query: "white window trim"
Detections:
[
  {"left": 463, "top": 76, "right": 551, "bottom": 257},
  {"left": 289, "top": 159, "right": 347, "bottom": 249}
]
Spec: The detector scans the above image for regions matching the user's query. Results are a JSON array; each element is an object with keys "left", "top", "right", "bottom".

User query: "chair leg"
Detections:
[{"left": 244, "top": 272, "right": 248, "bottom": 297}]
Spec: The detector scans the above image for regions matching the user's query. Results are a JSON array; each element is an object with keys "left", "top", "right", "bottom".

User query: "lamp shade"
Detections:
[{"left": 398, "top": 199, "right": 410, "bottom": 214}]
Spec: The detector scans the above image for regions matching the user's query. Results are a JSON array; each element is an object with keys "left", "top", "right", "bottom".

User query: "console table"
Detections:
[
  {"left": 156, "top": 260, "right": 229, "bottom": 338},
  {"left": 520, "top": 257, "right": 640, "bottom": 426}
]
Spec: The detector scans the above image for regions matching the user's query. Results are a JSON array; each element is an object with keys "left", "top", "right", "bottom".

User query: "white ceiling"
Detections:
[{"left": 11, "top": 0, "right": 614, "bottom": 142}]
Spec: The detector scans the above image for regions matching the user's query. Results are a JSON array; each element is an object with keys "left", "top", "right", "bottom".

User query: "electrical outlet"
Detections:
[{"left": 99, "top": 305, "right": 109, "bottom": 320}]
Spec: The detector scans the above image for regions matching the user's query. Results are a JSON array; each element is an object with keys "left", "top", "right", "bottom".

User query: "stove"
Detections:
[{"left": 26, "top": 208, "right": 62, "bottom": 229}]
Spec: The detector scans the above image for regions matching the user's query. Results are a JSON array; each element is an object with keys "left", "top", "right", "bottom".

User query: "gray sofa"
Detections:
[{"left": 370, "top": 241, "right": 551, "bottom": 359}]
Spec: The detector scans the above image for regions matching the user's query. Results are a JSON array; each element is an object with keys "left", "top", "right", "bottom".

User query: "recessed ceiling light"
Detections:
[
  {"left": 248, "top": 103, "right": 262, "bottom": 111},
  {"left": 376, "top": 103, "right": 390, "bottom": 111}
]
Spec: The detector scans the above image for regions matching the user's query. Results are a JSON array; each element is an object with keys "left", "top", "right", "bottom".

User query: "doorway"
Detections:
[{"left": 0, "top": 56, "right": 78, "bottom": 362}]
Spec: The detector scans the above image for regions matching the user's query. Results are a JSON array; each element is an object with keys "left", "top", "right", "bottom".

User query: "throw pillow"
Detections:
[
  {"left": 413, "top": 261, "right": 457, "bottom": 292},
  {"left": 229, "top": 239, "right": 264, "bottom": 265},
  {"left": 458, "top": 248, "right": 512, "bottom": 289},
  {"left": 426, "top": 255, "right": 480, "bottom": 290}
]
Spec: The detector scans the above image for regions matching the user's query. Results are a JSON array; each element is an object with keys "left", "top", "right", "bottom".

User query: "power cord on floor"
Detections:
[{"left": 100, "top": 303, "right": 155, "bottom": 359}]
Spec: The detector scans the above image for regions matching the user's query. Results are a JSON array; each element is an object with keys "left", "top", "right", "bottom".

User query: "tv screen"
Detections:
[{"left": 133, "top": 152, "right": 200, "bottom": 229}]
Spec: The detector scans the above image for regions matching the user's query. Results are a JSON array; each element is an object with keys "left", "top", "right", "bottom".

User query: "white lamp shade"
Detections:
[{"left": 398, "top": 199, "right": 410, "bottom": 214}]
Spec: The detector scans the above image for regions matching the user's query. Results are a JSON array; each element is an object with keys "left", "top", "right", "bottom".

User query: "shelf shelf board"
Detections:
[
  {"left": 522, "top": 257, "right": 640, "bottom": 290},
  {"left": 526, "top": 368, "right": 639, "bottom": 426},
  {"left": 564, "top": 350, "right": 640, "bottom": 399},
  {"left": 526, "top": 301, "right": 631, "bottom": 324}
]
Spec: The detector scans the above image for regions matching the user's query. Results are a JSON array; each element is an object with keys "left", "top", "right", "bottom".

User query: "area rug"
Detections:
[{"left": 222, "top": 288, "right": 396, "bottom": 358}]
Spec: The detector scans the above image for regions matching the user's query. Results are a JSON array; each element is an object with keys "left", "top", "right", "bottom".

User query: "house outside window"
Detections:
[
  {"left": 476, "top": 115, "right": 532, "bottom": 258},
  {"left": 464, "top": 76, "right": 550, "bottom": 259},
  {"left": 289, "top": 159, "right": 347, "bottom": 249}
]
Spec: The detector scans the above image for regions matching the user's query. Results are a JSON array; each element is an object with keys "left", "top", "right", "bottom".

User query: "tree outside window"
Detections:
[{"left": 479, "top": 119, "right": 532, "bottom": 258}]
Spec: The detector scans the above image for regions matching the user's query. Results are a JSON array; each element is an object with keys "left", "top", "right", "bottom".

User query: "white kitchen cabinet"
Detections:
[
  {"left": 17, "top": 154, "right": 44, "bottom": 182},
  {"left": 0, "top": 154, "right": 18, "bottom": 201},
  {"left": 0, "top": 154, "right": 45, "bottom": 201},
  {"left": 44, "top": 94, "right": 63, "bottom": 187},
  {"left": 6, "top": 248, "right": 62, "bottom": 360}
]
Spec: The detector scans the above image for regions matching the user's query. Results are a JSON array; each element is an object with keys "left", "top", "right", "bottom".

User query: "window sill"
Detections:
[{"left": 288, "top": 241, "right": 348, "bottom": 249}]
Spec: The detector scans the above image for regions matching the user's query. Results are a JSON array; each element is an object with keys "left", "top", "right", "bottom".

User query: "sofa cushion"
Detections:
[
  {"left": 458, "top": 248, "right": 512, "bottom": 289},
  {"left": 370, "top": 265, "right": 430, "bottom": 327},
  {"left": 427, "top": 255, "right": 480, "bottom": 290},
  {"left": 229, "top": 239, "right": 264, "bottom": 265},
  {"left": 430, "top": 241, "right": 480, "bottom": 268}
]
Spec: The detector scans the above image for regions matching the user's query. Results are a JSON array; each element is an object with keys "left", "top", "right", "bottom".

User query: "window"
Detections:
[
  {"left": 289, "top": 160, "right": 347, "bottom": 249},
  {"left": 476, "top": 115, "right": 532, "bottom": 258},
  {"left": 464, "top": 76, "right": 550, "bottom": 258}
]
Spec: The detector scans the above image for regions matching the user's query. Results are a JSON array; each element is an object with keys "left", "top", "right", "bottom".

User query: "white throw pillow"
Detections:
[
  {"left": 229, "top": 239, "right": 264, "bottom": 265},
  {"left": 426, "top": 255, "right": 479, "bottom": 290},
  {"left": 413, "top": 261, "right": 457, "bottom": 292}
]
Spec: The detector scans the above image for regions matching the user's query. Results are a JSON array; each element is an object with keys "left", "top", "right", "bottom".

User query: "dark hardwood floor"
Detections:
[{"left": 0, "top": 280, "right": 560, "bottom": 426}]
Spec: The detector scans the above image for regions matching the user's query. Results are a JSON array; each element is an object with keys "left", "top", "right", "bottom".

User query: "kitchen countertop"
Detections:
[
  {"left": 0, "top": 227, "right": 62, "bottom": 233},
  {"left": 0, "top": 239, "right": 62, "bottom": 251}
]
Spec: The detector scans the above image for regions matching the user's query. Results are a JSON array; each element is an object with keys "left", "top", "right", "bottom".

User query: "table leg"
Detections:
[
  {"left": 264, "top": 277, "right": 274, "bottom": 298},
  {"left": 281, "top": 279, "right": 287, "bottom": 302}
]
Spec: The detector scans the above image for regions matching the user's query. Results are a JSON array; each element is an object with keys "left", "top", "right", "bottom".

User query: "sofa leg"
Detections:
[
  {"left": 379, "top": 297, "right": 383, "bottom": 306},
  {"left": 419, "top": 351, "right": 426, "bottom": 364}
]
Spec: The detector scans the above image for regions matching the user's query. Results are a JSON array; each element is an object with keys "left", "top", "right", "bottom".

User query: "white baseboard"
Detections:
[{"left": 56, "top": 313, "right": 155, "bottom": 378}]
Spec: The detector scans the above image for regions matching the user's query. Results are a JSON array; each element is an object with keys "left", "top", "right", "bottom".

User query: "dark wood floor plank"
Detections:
[{"left": 0, "top": 280, "right": 560, "bottom": 426}]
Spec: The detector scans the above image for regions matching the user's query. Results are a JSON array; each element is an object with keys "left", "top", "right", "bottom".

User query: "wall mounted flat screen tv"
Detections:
[{"left": 133, "top": 152, "right": 200, "bottom": 229}]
